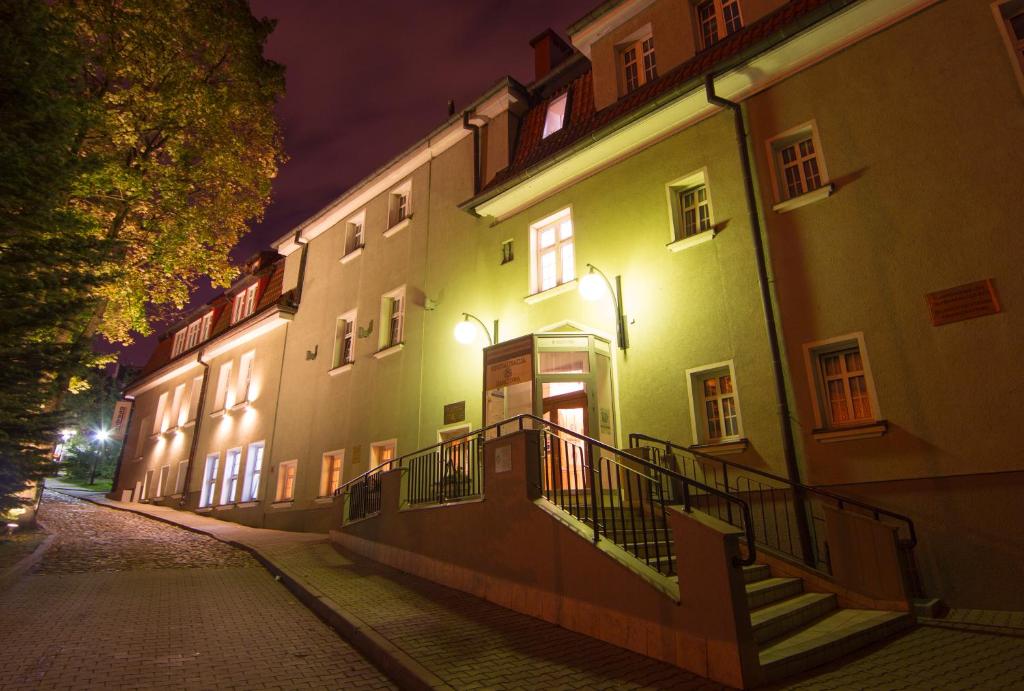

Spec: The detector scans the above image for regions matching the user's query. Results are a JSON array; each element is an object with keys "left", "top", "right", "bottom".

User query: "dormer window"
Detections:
[
  {"left": 231, "top": 283, "right": 259, "bottom": 325},
  {"left": 542, "top": 93, "right": 569, "bottom": 138},
  {"left": 171, "top": 330, "right": 187, "bottom": 358},
  {"left": 621, "top": 35, "right": 656, "bottom": 93},
  {"left": 697, "top": 0, "right": 743, "bottom": 50}
]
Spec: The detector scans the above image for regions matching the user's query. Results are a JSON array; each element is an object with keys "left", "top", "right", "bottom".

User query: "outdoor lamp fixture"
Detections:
[
  {"left": 93, "top": 428, "right": 110, "bottom": 443},
  {"left": 60, "top": 429, "right": 75, "bottom": 441},
  {"left": 579, "top": 263, "right": 629, "bottom": 350},
  {"left": 453, "top": 312, "right": 498, "bottom": 346}
]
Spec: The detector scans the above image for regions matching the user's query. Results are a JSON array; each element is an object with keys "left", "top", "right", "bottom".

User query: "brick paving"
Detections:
[{"left": 0, "top": 491, "right": 393, "bottom": 690}]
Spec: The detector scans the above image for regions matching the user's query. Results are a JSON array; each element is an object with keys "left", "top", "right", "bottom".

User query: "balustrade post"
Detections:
[{"left": 586, "top": 442, "right": 600, "bottom": 544}]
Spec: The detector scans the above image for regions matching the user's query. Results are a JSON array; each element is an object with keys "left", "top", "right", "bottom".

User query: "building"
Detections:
[{"left": 115, "top": 0, "right": 1024, "bottom": 685}]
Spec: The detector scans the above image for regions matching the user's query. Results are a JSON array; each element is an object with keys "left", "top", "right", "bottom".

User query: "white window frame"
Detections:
[
  {"left": 685, "top": 361, "right": 745, "bottom": 446},
  {"left": 319, "top": 450, "right": 345, "bottom": 498},
  {"left": 212, "top": 361, "right": 232, "bottom": 412},
  {"left": 156, "top": 465, "right": 170, "bottom": 499},
  {"left": 802, "top": 333, "right": 882, "bottom": 432},
  {"left": 766, "top": 121, "right": 832, "bottom": 209},
  {"left": 696, "top": 0, "right": 743, "bottom": 50},
  {"left": 221, "top": 447, "right": 242, "bottom": 505},
  {"left": 171, "top": 330, "right": 187, "bottom": 358},
  {"left": 199, "top": 312, "right": 213, "bottom": 341},
  {"left": 184, "top": 375, "right": 204, "bottom": 425},
  {"left": 379, "top": 287, "right": 405, "bottom": 351},
  {"left": 275, "top": 460, "right": 297, "bottom": 502},
  {"left": 168, "top": 383, "right": 185, "bottom": 430},
  {"left": 369, "top": 440, "right": 397, "bottom": 470},
  {"left": 529, "top": 207, "right": 575, "bottom": 295},
  {"left": 542, "top": 93, "right": 569, "bottom": 138},
  {"left": 185, "top": 320, "right": 201, "bottom": 351},
  {"left": 236, "top": 350, "right": 255, "bottom": 406},
  {"left": 241, "top": 441, "right": 264, "bottom": 502},
  {"left": 174, "top": 459, "right": 188, "bottom": 496},
  {"left": 231, "top": 283, "right": 259, "bottom": 324},
  {"left": 200, "top": 453, "right": 219, "bottom": 508},
  {"left": 993, "top": 0, "right": 1024, "bottom": 94},
  {"left": 665, "top": 168, "right": 715, "bottom": 250},
  {"left": 386, "top": 181, "right": 412, "bottom": 231},
  {"left": 342, "top": 210, "right": 366, "bottom": 258},
  {"left": 619, "top": 31, "right": 657, "bottom": 94},
  {"left": 153, "top": 392, "right": 169, "bottom": 435},
  {"left": 332, "top": 310, "right": 357, "bottom": 370}
]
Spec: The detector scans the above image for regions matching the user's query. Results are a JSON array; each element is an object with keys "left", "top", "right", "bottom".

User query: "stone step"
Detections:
[
  {"left": 619, "top": 539, "right": 674, "bottom": 561},
  {"left": 746, "top": 577, "right": 803, "bottom": 609},
  {"left": 742, "top": 563, "right": 771, "bottom": 584},
  {"left": 750, "top": 592, "right": 838, "bottom": 644},
  {"left": 759, "top": 609, "right": 912, "bottom": 683}
]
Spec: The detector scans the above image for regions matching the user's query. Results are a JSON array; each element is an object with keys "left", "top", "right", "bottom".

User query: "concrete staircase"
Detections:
[{"left": 741, "top": 562, "right": 912, "bottom": 682}]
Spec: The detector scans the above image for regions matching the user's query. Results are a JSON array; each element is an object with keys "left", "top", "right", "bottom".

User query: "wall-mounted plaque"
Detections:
[
  {"left": 444, "top": 401, "right": 466, "bottom": 425},
  {"left": 926, "top": 279, "right": 1000, "bottom": 327}
]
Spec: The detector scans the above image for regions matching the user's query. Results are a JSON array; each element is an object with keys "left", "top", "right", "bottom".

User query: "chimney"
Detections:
[{"left": 530, "top": 29, "right": 572, "bottom": 82}]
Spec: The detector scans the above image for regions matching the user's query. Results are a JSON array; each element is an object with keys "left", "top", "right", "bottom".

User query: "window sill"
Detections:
[
  {"left": 524, "top": 279, "right": 578, "bottom": 305},
  {"left": 170, "top": 493, "right": 183, "bottom": 500},
  {"left": 196, "top": 507, "right": 213, "bottom": 513},
  {"left": 148, "top": 432, "right": 160, "bottom": 441},
  {"left": 373, "top": 343, "right": 405, "bottom": 360},
  {"left": 237, "top": 501, "right": 259, "bottom": 509},
  {"left": 270, "top": 500, "right": 294, "bottom": 508},
  {"left": 162, "top": 427, "right": 178, "bottom": 437},
  {"left": 339, "top": 246, "right": 364, "bottom": 264},
  {"left": 812, "top": 420, "right": 888, "bottom": 444},
  {"left": 210, "top": 409, "right": 225, "bottom": 419},
  {"left": 182, "top": 420, "right": 196, "bottom": 429},
  {"left": 772, "top": 183, "right": 834, "bottom": 214},
  {"left": 229, "top": 400, "right": 250, "bottom": 412},
  {"left": 213, "top": 503, "right": 234, "bottom": 511},
  {"left": 314, "top": 496, "right": 335, "bottom": 504},
  {"left": 328, "top": 362, "right": 354, "bottom": 376},
  {"left": 667, "top": 229, "right": 717, "bottom": 253},
  {"left": 691, "top": 438, "right": 749, "bottom": 456},
  {"left": 383, "top": 216, "right": 411, "bottom": 237},
  {"left": 132, "top": 456, "right": 143, "bottom": 463}
]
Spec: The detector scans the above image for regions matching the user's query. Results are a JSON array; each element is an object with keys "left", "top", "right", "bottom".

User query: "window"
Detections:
[
  {"left": 275, "top": 460, "right": 297, "bottom": 502},
  {"left": 171, "top": 330, "right": 187, "bottom": 358},
  {"left": 803, "top": 334, "right": 882, "bottom": 436},
  {"left": 135, "top": 416, "right": 151, "bottom": 458},
  {"left": 153, "top": 392, "right": 168, "bottom": 434},
  {"left": 231, "top": 283, "right": 259, "bottom": 324},
  {"left": 379, "top": 288, "right": 405, "bottom": 350},
  {"left": 343, "top": 211, "right": 365, "bottom": 256},
  {"left": 242, "top": 442, "right": 264, "bottom": 502},
  {"left": 387, "top": 183, "right": 411, "bottom": 229},
  {"left": 667, "top": 170, "right": 715, "bottom": 244},
  {"left": 320, "top": 451, "right": 344, "bottom": 497},
  {"left": 213, "top": 361, "right": 232, "bottom": 412},
  {"left": 370, "top": 441, "right": 397, "bottom": 470},
  {"left": 236, "top": 351, "right": 255, "bottom": 405},
  {"left": 168, "top": 383, "right": 185, "bottom": 430},
  {"left": 200, "top": 453, "right": 219, "bottom": 508},
  {"left": 530, "top": 208, "right": 575, "bottom": 293},
  {"left": 501, "top": 239, "right": 514, "bottom": 265},
  {"left": 221, "top": 448, "right": 242, "bottom": 505},
  {"left": 542, "top": 93, "right": 569, "bottom": 138},
  {"left": 686, "top": 362, "right": 744, "bottom": 446},
  {"left": 175, "top": 460, "right": 188, "bottom": 495},
  {"left": 156, "top": 465, "right": 169, "bottom": 498},
  {"left": 184, "top": 375, "right": 204, "bottom": 424},
  {"left": 199, "top": 312, "right": 213, "bottom": 341},
  {"left": 768, "top": 123, "right": 830, "bottom": 205},
  {"left": 621, "top": 35, "right": 657, "bottom": 93},
  {"left": 696, "top": 0, "right": 743, "bottom": 50},
  {"left": 332, "top": 312, "right": 357, "bottom": 369}
]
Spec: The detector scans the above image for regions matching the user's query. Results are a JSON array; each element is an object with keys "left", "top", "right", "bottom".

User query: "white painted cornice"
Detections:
[{"left": 570, "top": 0, "right": 657, "bottom": 59}]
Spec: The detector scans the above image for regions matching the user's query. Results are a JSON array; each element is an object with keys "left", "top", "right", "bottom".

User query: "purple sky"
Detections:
[{"left": 114, "top": 0, "right": 596, "bottom": 366}]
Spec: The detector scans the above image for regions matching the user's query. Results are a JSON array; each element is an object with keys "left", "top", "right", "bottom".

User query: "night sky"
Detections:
[{"left": 115, "top": 0, "right": 597, "bottom": 366}]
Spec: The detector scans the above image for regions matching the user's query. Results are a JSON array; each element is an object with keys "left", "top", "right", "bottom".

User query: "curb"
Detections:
[
  {"left": 0, "top": 527, "right": 56, "bottom": 591},
  {"left": 51, "top": 490, "right": 454, "bottom": 690}
]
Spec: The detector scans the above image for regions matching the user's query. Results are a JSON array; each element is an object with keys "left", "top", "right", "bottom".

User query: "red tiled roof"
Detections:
[
  {"left": 136, "top": 258, "right": 294, "bottom": 380},
  {"left": 484, "top": 0, "right": 835, "bottom": 193}
]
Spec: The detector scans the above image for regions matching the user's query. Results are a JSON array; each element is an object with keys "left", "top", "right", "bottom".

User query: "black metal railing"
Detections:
[
  {"left": 405, "top": 433, "right": 484, "bottom": 506},
  {"left": 628, "top": 433, "right": 919, "bottom": 589},
  {"left": 530, "top": 414, "right": 755, "bottom": 576}
]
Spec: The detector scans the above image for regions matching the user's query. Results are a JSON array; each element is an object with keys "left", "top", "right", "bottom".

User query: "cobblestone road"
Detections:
[{"left": 0, "top": 492, "right": 393, "bottom": 690}]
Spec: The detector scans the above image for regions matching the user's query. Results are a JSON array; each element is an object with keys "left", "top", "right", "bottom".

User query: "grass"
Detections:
[
  {"left": 52, "top": 477, "right": 113, "bottom": 493},
  {"left": 0, "top": 529, "right": 46, "bottom": 571}
]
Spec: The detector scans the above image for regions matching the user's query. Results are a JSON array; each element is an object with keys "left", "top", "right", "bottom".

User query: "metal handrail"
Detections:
[{"left": 628, "top": 432, "right": 917, "bottom": 548}]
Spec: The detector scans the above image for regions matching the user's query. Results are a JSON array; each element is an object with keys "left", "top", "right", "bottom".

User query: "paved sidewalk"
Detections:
[{"left": 71, "top": 492, "right": 1024, "bottom": 691}]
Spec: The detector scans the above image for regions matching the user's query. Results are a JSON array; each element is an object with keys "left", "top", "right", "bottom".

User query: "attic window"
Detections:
[{"left": 542, "top": 93, "right": 568, "bottom": 138}]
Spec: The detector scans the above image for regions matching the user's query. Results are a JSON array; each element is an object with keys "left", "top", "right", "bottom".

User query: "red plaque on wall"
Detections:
[{"left": 925, "top": 279, "right": 1000, "bottom": 327}]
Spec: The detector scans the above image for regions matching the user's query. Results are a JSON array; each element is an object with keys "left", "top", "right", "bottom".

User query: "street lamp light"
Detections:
[
  {"left": 453, "top": 313, "right": 498, "bottom": 346},
  {"left": 579, "top": 263, "right": 629, "bottom": 350}
]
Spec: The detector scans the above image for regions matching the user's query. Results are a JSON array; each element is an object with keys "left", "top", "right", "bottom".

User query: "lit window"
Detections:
[
  {"left": 320, "top": 451, "right": 344, "bottom": 497},
  {"left": 153, "top": 392, "right": 168, "bottom": 434},
  {"left": 241, "top": 442, "right": 264, "bottom": 502},
  {"left": 231, "top": 283, "right": 259, "bottom": 324},
  {"left": 221, "top": 448, "right": 242, "bottom": 505},
  {"left": 236, "top": 351, "right": 255, "bottom": 404},
  {"left": 174, "top": 460, "right": 188, "bottom": 495},
  {"left": 370, "top": 440, "right": 396, "bottom": 470},
  {"left": 379, "top": 288, "right": 405, "bottom": 350},
  {"left": 542, "top": 93, "right": 569, "bottom": 138},
  {"left": 212, "top": 361, "right": 232, "bottom": 412},
  {"left": 688, "top": 363, "right": 743, "bottom": 444},
  {"left": 388, "top": 184, "right": 411, "bottom": 229},
  {"left": 333, "top": 311, "right": 357, "bottom": 368},
  {"left": 184, "top": 375, "right": 204, "bottom": 424},
  {"left": 156, "top": 465, "right": 169, "bottom": 499},
  {"left": 804, "top": 335, "right": 881, "bottom": 433},
  {"left": 200, "top": 453, "right": 219, "bottom": 508},
  {"left": 768, "top": 124, "right": 830, "bottom": 204},
  {"left": 168, "top": 383, "right": 185, "bottom": 429},
  {"left": 530, "top": 208, "right": 575, "bottom": 294},
  {"left": 620, "top": 35, "right": 657, "bottom": 93},
  {"left": 343, "top": 211, "right": 365, "bottom": 256},
  {"left": 697, "top": 0, "right": 743, "bottom": 50},
  {"left": 275, "top": 460, "right": 297, "bottom": 502}
]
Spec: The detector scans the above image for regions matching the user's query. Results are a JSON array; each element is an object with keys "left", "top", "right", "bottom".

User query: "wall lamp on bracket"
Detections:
[
  {"left": 454, "top": 312, "right": 498, "bottom": 346},
  {"left": 579, "top": 263, "right": 629, "bottom": 350}
]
